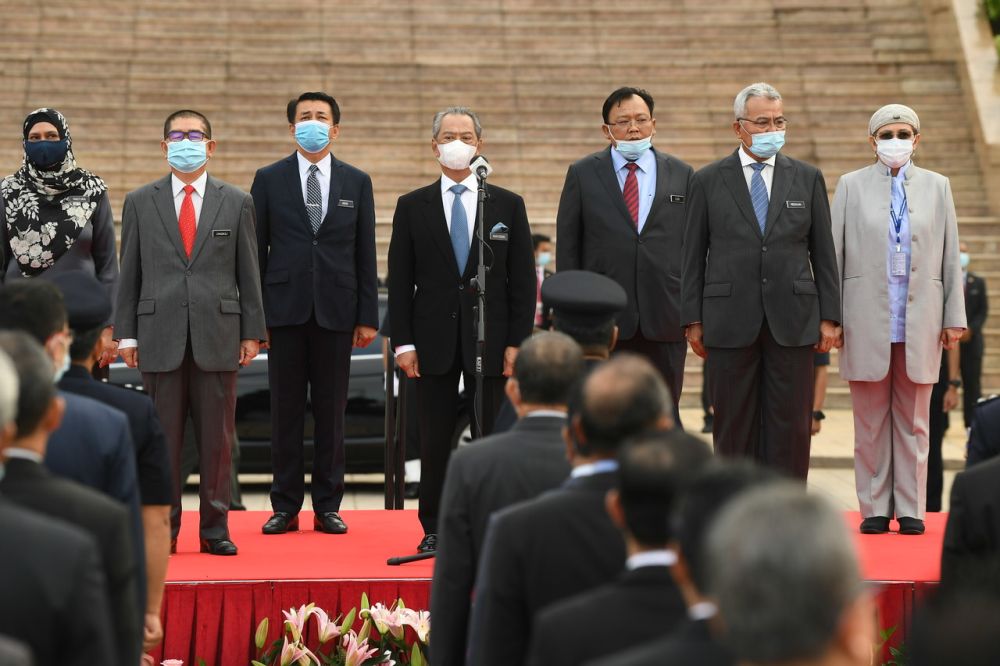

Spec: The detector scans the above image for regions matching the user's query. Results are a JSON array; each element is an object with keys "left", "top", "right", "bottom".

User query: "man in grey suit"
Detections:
[
  {"left": 430, "top": 331, "right": 584, "bottom": 665},
  {"left": 682, "top": 82, "right": 840, "bottom": 480},
  {"left": 557, "top": 87, "right": 694, "bottom": 421},
  {"left": 116, "top": 109, "right": 266, "bottom": 556}
]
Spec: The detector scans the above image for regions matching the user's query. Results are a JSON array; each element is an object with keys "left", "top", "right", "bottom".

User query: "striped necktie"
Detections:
[{"left": 749, "top": 162, "right": 768, "bottom": 234}]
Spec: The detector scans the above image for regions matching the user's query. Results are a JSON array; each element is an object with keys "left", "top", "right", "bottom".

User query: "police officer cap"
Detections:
[
  {"left": 47, "top": 270, "right": 111, "bottom": 331},
  {"left": 542, "top": 270, "right": 626, "bottom": 327}
]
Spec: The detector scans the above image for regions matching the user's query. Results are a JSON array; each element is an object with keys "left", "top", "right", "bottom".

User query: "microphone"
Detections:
[{"left": 470, "top": 154, "right": 493, "bottom": 179}]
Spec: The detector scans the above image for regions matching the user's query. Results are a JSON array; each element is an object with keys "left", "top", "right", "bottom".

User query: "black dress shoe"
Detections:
[
  {"left": 897, "top": 517, "right": 925, "bottom": 535},
  {"left": 262, "top": 512, "right": 299, "bottom": 535},
  {"left": 199, "top": 538, "right": 238, "bottom": 556},
  {"left": 170, "top": 538, "right": 177, "bottom": 555},
  {"left": 417, "top": 534, "right": 437, "bottom": 553},
  {"left": 313, "top": 512, "right": 348, "bottom": 534},
  {"left": 859, "top": 517, "right": 890, "bottom": 534}
]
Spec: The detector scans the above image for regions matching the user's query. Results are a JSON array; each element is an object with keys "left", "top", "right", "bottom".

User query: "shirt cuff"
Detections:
[
  {"left": 394, "top": 345, "right": 416, "bottom": 357},
  {"left": 117, "top": 339, "right": 138, "bottom": 349}
]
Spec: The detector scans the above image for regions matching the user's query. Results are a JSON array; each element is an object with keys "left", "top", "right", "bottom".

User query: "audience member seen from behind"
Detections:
[
  {"left": 466, "top": 353, "right": 672, "bottom": 666},
  {"left": 0, "top": 108, "right": 119, "bottom": 367},
  {"left": 431, "top": 331, "right": 584, "bottom": 666},
  {"left": 0, "top": 331, "right": 141, "bottom": 666},
  {"left": 586, "top": 460, "right": 778, "bottom": 666},
  {"left": 831, "top": 104, "right": 966, "bottom": 536},
  {"left": 706, "top": 484, "right": 875, "bottom": 666},
  {"left": 0, "top": 347, "right": 117, "bottom": 665},
  {"left": 526, "top": 429, "right": 713, "bottom": 666},
  {"left": 910, "top": 589, "right": 1000, "bottom": 666}
]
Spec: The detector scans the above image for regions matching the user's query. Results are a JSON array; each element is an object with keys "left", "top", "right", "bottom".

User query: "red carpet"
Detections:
[{"left": 157, "top": 509, "right": 944, "bottom": 664}]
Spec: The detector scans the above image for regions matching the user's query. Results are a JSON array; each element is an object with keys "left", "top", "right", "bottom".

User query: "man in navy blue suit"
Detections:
[{"left": 252, "top": 92, "right": 379, "bottom": 536}]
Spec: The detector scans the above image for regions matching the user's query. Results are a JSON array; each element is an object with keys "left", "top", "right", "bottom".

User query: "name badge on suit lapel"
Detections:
[
  {"left": 338, "top": 199, "right": 355, "bottom": 209},
  {"left": 785, "top": 201, "right": 806, "bottom": 209},
  {"left": 669, "top": 194, "right": 686, "bottom": 204},
  {"left": 213, "top": 229, "right": 231, "bottom": 237},
  {"left": 489, "top": 222, "right": 509, "bottom": 241}
]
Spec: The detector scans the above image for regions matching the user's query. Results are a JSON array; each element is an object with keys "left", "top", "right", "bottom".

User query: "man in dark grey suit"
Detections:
[
  {"left": 557, "top": 87, "right": 694, "bottom": 419},
  {"left": 466, "top": 354, "right": 672, "bottom": 666},
  {"left": 116, "top": 109, "right": 266, "bottom": 556},
  {"left": 682, "top": 82, "right": 840, "bottom": 479},
  {"left": 430, "top": 331, "right": 584, "bottom": 666}
]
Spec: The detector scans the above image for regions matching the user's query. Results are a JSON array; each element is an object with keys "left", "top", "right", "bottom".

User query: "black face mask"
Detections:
[{"left": 24, "top": 139, "right": 69, "bottom": 170}]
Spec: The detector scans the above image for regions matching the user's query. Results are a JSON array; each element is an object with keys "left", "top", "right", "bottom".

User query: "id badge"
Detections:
[{"left": 891, "top": 250, "right": 907, "bottom": 277}]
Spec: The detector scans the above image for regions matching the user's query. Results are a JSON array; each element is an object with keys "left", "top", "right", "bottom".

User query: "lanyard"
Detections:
[{"left": 889, "top": 188, "right": 907, "bottom": 251}]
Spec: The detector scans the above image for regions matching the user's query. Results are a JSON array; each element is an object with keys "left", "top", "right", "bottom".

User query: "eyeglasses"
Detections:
[
  {"left": 608, "top": 118, "right": 653, "bottom": 131},
  {"left": 875, "top": 129, "right": 916, "bottom": 140},
  {"left": 165, "top": 130, "right": 208, "bottom": 142},
  {"left": 738, "top": 117, "right": 788, "bottom": 131}
]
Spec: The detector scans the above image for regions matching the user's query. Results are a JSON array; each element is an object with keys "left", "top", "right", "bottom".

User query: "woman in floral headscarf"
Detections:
[{"left": 0, "top": 107, "right": 118, "bottom": 363}]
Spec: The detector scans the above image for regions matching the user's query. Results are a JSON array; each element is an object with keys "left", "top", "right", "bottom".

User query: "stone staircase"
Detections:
[{"left": 0, "top": 0, "right": 994, "bottom": 408}]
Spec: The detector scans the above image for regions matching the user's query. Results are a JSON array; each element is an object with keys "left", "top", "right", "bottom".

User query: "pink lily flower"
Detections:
[
  {"left": 342, "top": 631, "right": 380, "bottom": 666},
  {"left": 278, "top": 636, "right": 318, "bottom": 666},
  {"left": 281, "top": 604, "right": 315, "bottom": 643},
  {"left": 400, "top": 608, "right": 431, "bottom": 644},
  {"left": 312, "top": 607, "right": 342, "bottom": 644},
  {"left": 367, "top": 603, "right": 405, "bottom": 640}
]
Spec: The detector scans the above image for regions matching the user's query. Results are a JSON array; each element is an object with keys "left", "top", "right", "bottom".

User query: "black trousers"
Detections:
[
  {"left": 267, "top": 316, "right": 353, "bottom": 515},
  {"left": 143, "top": 344, "right": 236, "bottom": 540},
  {"left": 614, "top": 333, "right": 687, "bottom": 429},
  {"left": 960, "top": 344, "right": 983, "bottom": 429},
  {"left": 415, "top": 343, "right": 504, "bottom": 534},
  {"left": 927, "top": 360, "right": 950, "bottom": 512},
  {"left": 706, "top": 321, "right": 814, "bottom": 479}
]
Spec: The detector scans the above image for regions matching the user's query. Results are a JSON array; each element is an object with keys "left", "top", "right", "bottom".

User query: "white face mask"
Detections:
[
  {"left": 436, "top": 139, "right": 477, "bottom": 170},
  {"left": 876, "top": 138, "right": 913, "bottom": 169}
]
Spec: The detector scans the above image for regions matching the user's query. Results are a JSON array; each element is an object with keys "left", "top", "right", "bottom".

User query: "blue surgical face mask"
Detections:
[
  {"left": 53, "top": 347, "right": 70, "bottom": 383},
  {"left": 295, "top": 120, "right": 331, "bottom": 154},
  {"left": 24, "top": 139, "right": 69, "bottom": 170},
  {"left": 743, "top": 127, "right": 785, "bottom": 159},
  {"left": 612, "top": 135, "right": 652, "bottom": 161},
  {"left": 167, "top": 140, "right": 208, "bottom": 173},
  {"left": 536, "top": 251, "right": 552, "bottom": 268},
  {"left": 960, "top": 252, "right": 970, "bottom": 269}
]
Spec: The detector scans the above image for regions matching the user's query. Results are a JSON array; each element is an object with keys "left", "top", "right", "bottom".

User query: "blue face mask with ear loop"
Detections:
[
  {"left": 740, "top": 121, "right": 786, "bottom": 159},
  {"left": 295, "top": 120, "right": 331, "bottom": 154},
  {"left": 166, "top": 139, "right": 208, "bottom": 173},
  {"left": 24, "top": 139, "right": 69, "bottom": 169}
]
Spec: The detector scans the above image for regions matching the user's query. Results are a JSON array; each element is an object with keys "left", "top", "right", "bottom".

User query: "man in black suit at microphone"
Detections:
[{"left": 388, "top": 106, "right": 535, "bottom": 553}]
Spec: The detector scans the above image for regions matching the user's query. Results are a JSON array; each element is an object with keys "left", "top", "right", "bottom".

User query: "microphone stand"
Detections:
[{"left": 469, "top": 169, "right": 489, "bottom": 439}]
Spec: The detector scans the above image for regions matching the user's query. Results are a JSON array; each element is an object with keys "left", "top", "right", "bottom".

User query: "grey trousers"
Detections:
[{"left": 850, "top": 343, "right": 932, "bottom": 520}]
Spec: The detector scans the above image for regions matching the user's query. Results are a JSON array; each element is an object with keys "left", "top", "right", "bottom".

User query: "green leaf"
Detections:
[
  {"left": 411, "top": 642, "right": 425, "bottom": 666},
  {"left": 252, "top": 661, "right": 268, "bottom": 666}
]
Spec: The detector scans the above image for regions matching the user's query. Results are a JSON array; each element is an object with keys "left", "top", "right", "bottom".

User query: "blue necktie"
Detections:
[
  {"left": 449, "top": 184, "right": 470, "bottom": 274},
  {"left": 749, "top": 162, "right": 768, "bottom": 235}
]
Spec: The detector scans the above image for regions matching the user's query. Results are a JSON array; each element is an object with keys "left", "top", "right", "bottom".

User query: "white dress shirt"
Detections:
[
  {"left": 440, "top": 172, "right": 478, "bottom": 240},
  {"left": 394, "top": 172, "right": 478, "bottom": 357},
  {"left": 297, "top": 151, "right": 332, "bottom": 222},
  {"left": 3, "top": 447, "right": 43, "bottom": 463},
  {"left": 738, "top": 146, "right": 776, "bottom": 197},
  {"left": 171, "top": 171, "right": 208, "bottom": 223},
  {"left": 120, "top": 172, "right": 209, "bottom": 350},
  {"left": 626, "top": 549, "right": 678, "bottom": 570}
]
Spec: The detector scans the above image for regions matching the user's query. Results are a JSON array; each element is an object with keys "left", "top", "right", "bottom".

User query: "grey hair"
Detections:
[
  {"left": 0, "top": 349, "right": 18, "bottom": 430},
  {"left": 432, "top": 107, "right": 482, "bottom": 139},
  {"left": 706, "top": 483, "right": 864, "bottom": 662},
  {"left": 734, "top": 82, "right": 782, "bottom": 119}
]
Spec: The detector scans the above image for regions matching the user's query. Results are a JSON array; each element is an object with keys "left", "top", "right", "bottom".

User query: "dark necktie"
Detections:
[
  {"left": 750, "top": 162, "right": 768, "bottom": 234},
  {"left": 450, "top": 184, "right": 470, "bottom": 274},
  {"left": 306, "top": 164, "right": 323, "bottom": 235},
  {"left": 623, "top": 162, "right": 639, "bottom": 229},
  {"left": 179, "top": 184, "right": 196, "bottom": 258}
]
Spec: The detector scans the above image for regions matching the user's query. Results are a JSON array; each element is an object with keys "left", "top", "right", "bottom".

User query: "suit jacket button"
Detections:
[
  {"left": 762, "top": 245, "right": 768, "bottom": 252},
  {"left": 185, "top": 270, "right": 192, "bottom": 276},
  {"left": 761, "top": 278, "right": 768, "bottom": 285},
  {"left": 451, "top": 312, "right": 457, "bottom": 319},
  {"left": 181, "top": 301, "right": 188, "bottom": 307},
  {"left": 312, "top": 240, "right": 318, "bottom": 246}
]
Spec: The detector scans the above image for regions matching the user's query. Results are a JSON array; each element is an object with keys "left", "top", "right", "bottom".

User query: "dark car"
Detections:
[{"left": 109, "top": 293, "right": 468, "bottom": 474}]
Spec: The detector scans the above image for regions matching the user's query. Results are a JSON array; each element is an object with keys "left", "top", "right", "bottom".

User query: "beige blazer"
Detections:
[{"left": 832, "top": 162, "right": 966, "bottom": 384}]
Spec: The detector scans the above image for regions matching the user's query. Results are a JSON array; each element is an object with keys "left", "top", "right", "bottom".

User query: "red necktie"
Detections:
[
  {"left": 623, "top": 162, "right": 639, "bottom": 229},
  {"left": 179, "top": 184, "right": 196, "bottom": 258}
]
